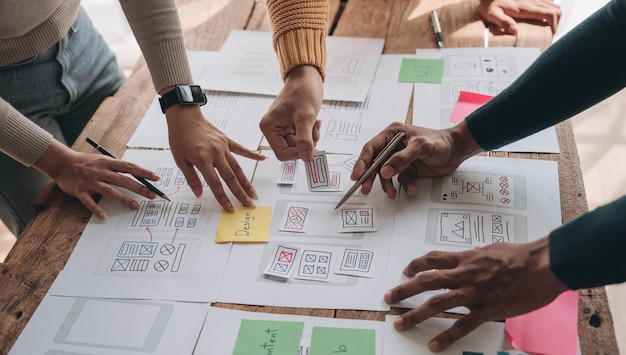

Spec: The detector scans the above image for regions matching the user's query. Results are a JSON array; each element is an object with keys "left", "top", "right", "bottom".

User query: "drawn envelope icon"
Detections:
[
  {"left": 492, "top": 223, "right": 503, "bottom": 233},
  {"left": 345, "top": 211, "right": 357, "bottom": 225},
  {"left": 140, "top": 244, "right": 154, "bottom": 256},
  {"left": 278, "top": 251, "right": 293, "bottom": 263},
  {"left": 111, "top": 259, "right": 129, "bottom": 271},
  {"left": 492, "top": 235, "right": 504, "bottom": 243},
  {"left": 492, "top": 215, "right": 502, "bottom": 222},
  {"left": 272, "top": 263, "right": 289, "bottom": 273},
  {"left": 316, "top": 266, "right": 327, "bottom": 275},
  {"left": 303, "top": 264, "right": 314, "bottom": 274},
  {"left": 305, "top": 254, "right": 317, "bottom": 262},
  {"left": 318, "top": 255, "right": 329, "bottom": 263}
]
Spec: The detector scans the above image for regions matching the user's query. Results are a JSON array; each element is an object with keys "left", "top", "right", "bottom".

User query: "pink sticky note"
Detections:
[
  {"left": 449, "top": 91, "right": 493, "bottom": 123},
  {"left": 505, "top": 290, "right": 579, "bottom": 355}
]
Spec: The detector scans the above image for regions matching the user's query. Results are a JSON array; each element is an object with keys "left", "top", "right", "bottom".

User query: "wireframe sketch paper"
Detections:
[
  {"left": 412, "top": 47, "right": 559, "bottom": 153},
  {"left": 217, "top": 155, "right": 397, "bottom": 311},
  {"left": 198, "top": 30, "right": 385, "bottom": 102},
  {"left": 48, "top": 149, "right": 258, "bottom": 302},
  {"left": 384, "top": 156, "right": 562, "bottom": 311},
  {"left": 9, "top": 294, "right": 210, "bottom": 355},
  {"left": 194, "top": 306, "right": 384, "bottom": 355}
]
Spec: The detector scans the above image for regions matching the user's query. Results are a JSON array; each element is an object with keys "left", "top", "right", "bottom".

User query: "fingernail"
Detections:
[
  {"left": 98, "top": 212, "right": 108, "bottom": 220},
  {"left": 245, "top": 198, "right": 256, "bottom": 208},
  {"left": 130, "top": 200, "right": 140, "bottom": 209},
  {"left": 429, "top": 340, "right": 441, "bottom": 351},
  {"left": 394, "top": 316, "right": 404, "bottom": 330},
  {"left": 248, "top": 186, "right": 258, "bottom": 199},
  {"left": 224, "top": 201, "right": 233, "bottom": 211},
  {"left": 384, "top": 291, "right": 392, "bottom": 303}
]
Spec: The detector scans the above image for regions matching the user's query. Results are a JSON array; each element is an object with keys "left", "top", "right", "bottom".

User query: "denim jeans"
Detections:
[{"left": 0, "top": 7, "right": 125, "bottom": 237}]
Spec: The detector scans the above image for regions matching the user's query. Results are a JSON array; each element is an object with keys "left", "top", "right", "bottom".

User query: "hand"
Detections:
[
  {"left": 34, "top": 140, "right": 160, "bottom": 219},
  {"left": 351, "top": 122, "right": 482, "bottom": 199},
  {"left": 165, "top": 104, "right": 266, "bottom": 211},
  {"left": 384, "top": 238, "right": 569, "bottom": 352},
  {"left": 260, "top": 65, "right": 323, "bottom": 162},
  {"left": 478, "top": 0, "right": 562, "bottom": 35}
]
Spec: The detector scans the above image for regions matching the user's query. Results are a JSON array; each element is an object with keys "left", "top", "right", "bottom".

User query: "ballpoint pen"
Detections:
[
  {"left": 334, "top": 131, "right": 406, "bottom": 210},
  {"left": 431, "top": 10, "right": 444, "bottom": 48},
  {"left": 86, "top": 137, "right": 171, "bottom": 202}
]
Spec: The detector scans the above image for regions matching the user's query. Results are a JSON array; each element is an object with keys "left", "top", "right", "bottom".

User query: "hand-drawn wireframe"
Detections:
[
  {"left": 297, "top": 249, "right": 333, "bottom": 281},
  {"left": 277, "top": 160, "right": 297, "bottom": 185},
  {"left": 425, "top": 208, "right": 527, "bottom": 248},
  {"left": 305, "top": 151, "right": 332, "bottom": 190},
  {"left": 431, "top": 172, "right": 526, "bottom": 209},
  {"left": 339, "top": 249, "right": 373, "bottom": 274},
  {"left": 154, "top": 166, "right": 208, "bottom": 189},
  {"left": 96, "top": 237, "right": 200, "bottom": 278},
  {"left": 54, "top": 298, "right": 172, "bottom": 352},
  {"left": 279, "top": 205, "right": 309, "bottom": 233},
  {"left": 272, "top": 200, "right": 365, "bottom": 240},
  {"left": 264, "top": 244, "right": 299, "bottom": 279},
  {"left": 339, "top": 207, "right": 377, "bottom": 232},
  {"left": 116, "top": 198, "right": 213, "bottom": 233},
  {"left": 448, "top": 54, "right": 518, "bottom": 77},
  {"left": 278, "top": 156, "right": 351, "bottom": 196}
]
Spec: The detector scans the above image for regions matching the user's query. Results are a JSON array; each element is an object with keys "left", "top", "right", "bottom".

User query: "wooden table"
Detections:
[{"left": 0, "top": 0, "right": 618, "bottom": 353}]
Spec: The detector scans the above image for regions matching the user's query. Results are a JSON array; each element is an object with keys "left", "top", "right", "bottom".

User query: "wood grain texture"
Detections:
[{"left": 0, "top": 0, "right": 616, "bottom": 353}]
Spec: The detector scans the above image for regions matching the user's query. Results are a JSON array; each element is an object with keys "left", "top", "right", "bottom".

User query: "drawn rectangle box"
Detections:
[
  {"left": 340, "top": 249, "right": 373, "bottom": 273},
  {"left": 425, "top": 208, "right": 527, "bottom": 249},
  {"left": 430, "top": 173, "right": 526, "bottom": 209}
]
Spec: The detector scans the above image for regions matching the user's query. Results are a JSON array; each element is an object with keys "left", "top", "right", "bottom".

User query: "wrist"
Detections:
[
  {"left": 33, "top": 140, "right": 76, "bottom": 181},
  {"left": 447, "top": 121, "right": 483, "bottom": 166},
  {"left": 525, "top": 237, "right": 570, "bottom": 295}
]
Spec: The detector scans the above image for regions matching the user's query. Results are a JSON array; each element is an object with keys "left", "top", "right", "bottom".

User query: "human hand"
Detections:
[
  {"left": 351, "top": 122, "right": 482, "bottom": 199},
  {"left": 34, "top": 140, "right": 160, "bottom": 219},
  {"left": 478, "top": 0, "right": 561, "bottom": 35},
  {"left": 260, "top": 65, "right": 323, "bottom": 162},
  {"left": 166, "top": 104, "right": 266, "bottom": 211},
  {"left": 383, "top": 238, "right": 569, "bottom": 352}
]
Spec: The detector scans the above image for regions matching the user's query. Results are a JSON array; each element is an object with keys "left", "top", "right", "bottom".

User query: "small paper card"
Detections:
[
  {"left": 304, "top": 151, "right": 331, "bottom": 191},
  {"left": 264, "top": 245, "right": 299, "bottom": 279},
  {"left": 279, "top": 205, "right": 310, "bottom": 233},
  {"left": 277, "top": 160, "right": 297, "bottom": 185},
  {"left": 215, "top": 207, "right": 272, "bottom": 243},
  {"left": 338, "top": 206, "right": 378, "bottom": 232}
]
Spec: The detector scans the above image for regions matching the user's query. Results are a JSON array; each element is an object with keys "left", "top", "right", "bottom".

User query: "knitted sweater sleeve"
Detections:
[
  {"left": 265, "top": 0, "right": 328, "bottom": 81},
  {"left": 0, "top": 98, "right": 52, "bottom": 166},
  {"left": 465, "top": 0, "right": 626, "bottom": 150},
  {"left": 119, "top": 0, "right": 193, "bottom": 92}
]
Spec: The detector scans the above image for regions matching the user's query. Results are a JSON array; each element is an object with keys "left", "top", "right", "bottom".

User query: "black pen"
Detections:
[
  {"left": 431, "top": 10, "right": 444, "bottom": 48},
  {"left": 86, "top": 137, "right": 171, "bottom": 202}
]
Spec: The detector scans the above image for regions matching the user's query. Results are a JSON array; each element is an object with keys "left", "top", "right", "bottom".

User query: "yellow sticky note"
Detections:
[{"left": 215, "top": 207, "right": 272, "bottom": 243}]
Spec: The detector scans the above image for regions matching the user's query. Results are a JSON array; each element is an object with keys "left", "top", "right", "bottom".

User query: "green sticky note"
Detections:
[
  {"left": 233, "top": 319, "right": 304, "bottom": 355},
  {"left": 398, "top": 58, "right": 444, "bottom": 83},
  {"left": 309, "top": 327, "right": 376, "bottom": 355}
]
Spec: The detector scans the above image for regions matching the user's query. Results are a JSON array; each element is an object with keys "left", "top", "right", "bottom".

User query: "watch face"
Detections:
[{"left": 177, "top": 85, "right": 195, "bottom": 103}]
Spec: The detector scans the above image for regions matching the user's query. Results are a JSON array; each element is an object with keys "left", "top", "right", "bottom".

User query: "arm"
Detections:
[
  {"left": 259, "top": 0, "right": 328, "bottom": 162},
  {"left": 478, "top": 0, "right": 561, "bottom": 35},
  {"left": 0, "top": 99, "right": 159, "bottom": 218},
  {"left": 119, "top": 0, "right": 265, "bottom": 211}
]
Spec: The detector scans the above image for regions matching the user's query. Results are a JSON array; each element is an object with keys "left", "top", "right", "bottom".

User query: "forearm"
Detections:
[
  {"left": 549, "top": 195, "right": 626, "bottom": 290},
  {"left": 466, "top": 0, "right": 626, "bottom": 150},
  {"left": 0, "top": 98, "right": 52, "bottom": 166},
  {"left": 119, "top": 0, "right": 193, "bottom": 92},
  {"left": 266, "top": 0, "right": 328, "bottom": 80}
]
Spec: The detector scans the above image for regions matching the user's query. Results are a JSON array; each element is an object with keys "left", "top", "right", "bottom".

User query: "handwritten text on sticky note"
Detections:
[
  {"left": 233, "top": 319, "right": 304, "bottom": 355},
  {"left": 215, "top": 207, "right": 272, "bottom": 243},
  {"left": 398, "top": 58, "right": 444, "bottom": 83}
]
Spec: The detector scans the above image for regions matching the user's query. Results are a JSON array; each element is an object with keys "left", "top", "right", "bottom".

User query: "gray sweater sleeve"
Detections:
[{"left": 465, "top": 0, "right": 626, "bottom": 289}]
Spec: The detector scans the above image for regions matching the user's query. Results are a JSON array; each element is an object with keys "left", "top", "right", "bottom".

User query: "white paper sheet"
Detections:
[
  {"left": 199, "top": 30, "right": 385, "bottom": 102},
  {"left": 383, "top": 316, "right": 518, "bottom": 354},
  {"left": 48, "top": 149, "right": 258, "bottom": 302},
  {"left": 9, "top": 294, "right": 209, "bottom": 355},
  {"left": 127, "top": 51, "right": 270, "bottom": 150},
  {"left": 217, "top": 155, "right": 398, "bottom": 310},
  {"left": 412, "top": 47, "right": 559, "bottom": 153},
  {"left": 384, "top": 156, "right": 562, "bottom": 311},
  {"left": 194, "top": 306, "right": 385, "bottom": 355}
]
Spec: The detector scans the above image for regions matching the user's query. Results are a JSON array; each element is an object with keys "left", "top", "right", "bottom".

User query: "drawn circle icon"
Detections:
[
  {"left": 500, "top": 176, "right": 508, "bottom": 182},
  {"left": 160, "top": 244, "right": 175, "bottom": 255},
  {"left": 500, "top": 182, "right": 509, "bottom": 188},
  {"left": 154, "top": 260, "right": 169, "bottom": 272},
  {"left": 500, "top": 189, "right": 509, "bottom": 196},
  {"left": 289, "top": 215, "right": 302, "bottom": 223},
  {"left": 500, "top": 197, "right": 511, "bottom": 204}
]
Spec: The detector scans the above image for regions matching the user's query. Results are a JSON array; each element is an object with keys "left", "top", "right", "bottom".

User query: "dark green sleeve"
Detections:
[
  {"left": 549, "top": 196, "right": 626, "bottom": 289},
  {"left": 465, "top": 0, "right": 626, "bottom": 150}
]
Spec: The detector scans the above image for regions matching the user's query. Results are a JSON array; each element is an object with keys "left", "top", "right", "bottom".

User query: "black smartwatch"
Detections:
[{"left": 159, "top": 85, "right": 207, "bottom": 113}]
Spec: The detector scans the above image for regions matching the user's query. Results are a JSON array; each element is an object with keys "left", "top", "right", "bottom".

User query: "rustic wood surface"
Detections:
[{"left": 0, "top": 0, "right": 617, "bottom": 353}]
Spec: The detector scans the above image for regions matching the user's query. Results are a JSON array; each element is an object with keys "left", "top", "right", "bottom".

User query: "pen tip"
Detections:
[{"left": 162, "top": 194, "right": 171, "bottom": 202}]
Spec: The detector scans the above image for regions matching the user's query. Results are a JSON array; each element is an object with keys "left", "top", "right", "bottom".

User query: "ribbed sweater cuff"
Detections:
[
  {"left": 274, "top": 29, "right": 326, "bottom": 81},
  {"left": 0, "top": 106, "right": 52, "bottom": 166},
  {"left": 142, "top": 40, "right": 194, "bottom": 92}
]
